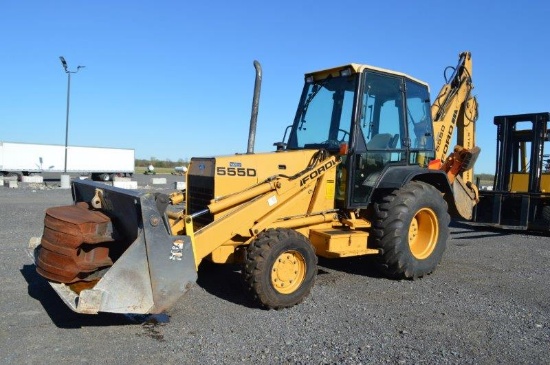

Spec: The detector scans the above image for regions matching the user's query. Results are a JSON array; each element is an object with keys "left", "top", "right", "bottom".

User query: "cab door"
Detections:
[{"left": 347, "top": 71, "right": 407, "bottom": 207}]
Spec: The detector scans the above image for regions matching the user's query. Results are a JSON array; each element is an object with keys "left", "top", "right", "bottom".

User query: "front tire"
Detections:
[
  {"left": 244, "top": 228, "right": 317, "bottom": 309},
  {"left": 371, "top": 181, "right": 450, "bottom": 279}
]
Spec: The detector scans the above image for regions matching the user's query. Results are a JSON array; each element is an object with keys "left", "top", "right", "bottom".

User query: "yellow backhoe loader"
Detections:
[{"left": 31, "top": 52, "right": 479, "bottom": 314}]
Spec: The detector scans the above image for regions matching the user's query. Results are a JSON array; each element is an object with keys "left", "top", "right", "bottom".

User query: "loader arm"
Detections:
[
  {"left": 431, "top": 51, "right": 480, "bottom": 185},
  {"left": 187, "top": 153, "right": 340, "bottom": 263}
]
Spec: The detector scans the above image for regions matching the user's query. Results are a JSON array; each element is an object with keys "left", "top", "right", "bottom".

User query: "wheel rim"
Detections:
[
  {"left": 271, "top": 250, "right": 306, "bottom": 294},
  {"left": 408, "top": 208, "right": 439, "bottom": 259}
]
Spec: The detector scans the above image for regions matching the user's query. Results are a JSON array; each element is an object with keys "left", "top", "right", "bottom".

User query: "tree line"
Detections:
[
  {"left": 475, "top": 173, "right": 494, "bottom": 182},
  {"left": 135, "top": 158, "right": 189, "bottom": 168}
]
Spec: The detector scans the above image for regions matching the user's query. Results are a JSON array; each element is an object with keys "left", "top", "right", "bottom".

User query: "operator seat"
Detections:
[
  {"left": 366, "top": 133, "right": 398, "bottom": 166},
  {"left": 367, "top": 133, "right": 393, "bottom": 150}
]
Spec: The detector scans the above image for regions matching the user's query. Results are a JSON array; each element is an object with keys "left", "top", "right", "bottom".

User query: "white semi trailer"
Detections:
[{"left": 0, "top": 142, "right": 134, "bottom": 181}]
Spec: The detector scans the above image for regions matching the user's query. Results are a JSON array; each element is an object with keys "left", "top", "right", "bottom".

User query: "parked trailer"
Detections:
[{"left": 0, "top": 142, "right": 134, "bottom": 181}]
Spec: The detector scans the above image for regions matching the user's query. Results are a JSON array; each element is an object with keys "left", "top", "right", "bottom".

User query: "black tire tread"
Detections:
[
  {"left": 244, "top": 228, "right": 317, "bottom": 309},
  {"left": 371, "top": 181, "right": 450, "bottom": 279}
]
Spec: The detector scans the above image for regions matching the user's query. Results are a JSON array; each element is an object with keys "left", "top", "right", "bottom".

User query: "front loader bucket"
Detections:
[{"left": 33, "top": 179, "right": 197, "bottom": 314}]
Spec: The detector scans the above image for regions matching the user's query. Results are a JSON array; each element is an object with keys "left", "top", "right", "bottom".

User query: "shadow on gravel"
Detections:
[
  {"left": 196, "top": 260, "right": 257, "bottom": 308},
  {"left": 450, "top": 219, "right": 550, "bottom": 239},
  {"left": 20, "top": 264, "right": 166, "bottom": 329},
  {"left": 317, "top": 255, "right": 384, "bottom": 279}
]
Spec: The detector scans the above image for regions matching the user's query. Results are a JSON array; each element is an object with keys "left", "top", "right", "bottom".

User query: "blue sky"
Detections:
[{"left": 1, "top": 1, "right": 549, "bottom": 173}]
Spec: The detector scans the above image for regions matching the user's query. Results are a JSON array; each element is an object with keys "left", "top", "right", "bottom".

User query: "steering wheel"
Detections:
[
  {"left": 337, "top": 129, "right": 350, "bottom": 142},
  {"left": 319, "top": 129, "right": 350, "bottom": 149},
  {"left": 321, "top": 139, "right": 342, "bottom": 149}
]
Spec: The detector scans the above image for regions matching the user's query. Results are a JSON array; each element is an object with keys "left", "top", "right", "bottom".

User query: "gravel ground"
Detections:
[{"left": 0, "top": 174, "right": 548, "bottom": 364}]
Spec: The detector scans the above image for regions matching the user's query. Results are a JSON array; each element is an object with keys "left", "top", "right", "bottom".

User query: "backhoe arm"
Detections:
[{"left": 431, "top": 51, "right": 480, "bottom": 185}]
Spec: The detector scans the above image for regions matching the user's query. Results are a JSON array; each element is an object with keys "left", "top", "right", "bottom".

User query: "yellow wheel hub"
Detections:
[
  {"left": 408, "top": 208, "right": 439, "bottom": 259},
  {"left": 271, "top": 250, "right": 306, "bottom": 294}
]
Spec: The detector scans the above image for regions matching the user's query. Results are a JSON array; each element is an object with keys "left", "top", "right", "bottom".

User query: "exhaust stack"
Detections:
[{"left": 247, "top": 60, "right": 262, "bottom": 154}]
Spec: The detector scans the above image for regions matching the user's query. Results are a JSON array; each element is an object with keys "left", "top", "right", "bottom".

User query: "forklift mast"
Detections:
[
  {"left": 473, "top": 112, "right": 550, "bottom": 230},
  {"left": 494, "top": 113, "right": 550, "bottom": 193}
]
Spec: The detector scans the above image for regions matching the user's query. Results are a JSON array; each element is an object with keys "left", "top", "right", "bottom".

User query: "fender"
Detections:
[{"left": 372, "top": 165, "right": 464, "bottom": 218}]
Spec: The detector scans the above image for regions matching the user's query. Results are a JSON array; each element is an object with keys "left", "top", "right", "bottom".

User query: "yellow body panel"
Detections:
[
  {"left": 188, "top": 149, "right": 325, "bottom": 201},
  {"left": 186, "top": 150, "right": 340, "bottom": 264},
  {"left": 509, "top": 173, "right": 550, "bottom": 192},
  {"left": 209, "top": 242, "right": 244, "bottom": 264},
  {"left": 310, "top": 228, "right": 378, "bottom": 258}
]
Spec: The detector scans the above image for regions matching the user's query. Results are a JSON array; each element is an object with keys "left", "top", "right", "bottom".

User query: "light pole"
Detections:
[{"left": 59, "top": 56, "right": 85, "bottom": 173}]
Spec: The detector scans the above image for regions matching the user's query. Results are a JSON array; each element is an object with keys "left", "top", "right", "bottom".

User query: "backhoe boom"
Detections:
[{"left": 430, "top": 51, "right": 480, "bottom": 185}]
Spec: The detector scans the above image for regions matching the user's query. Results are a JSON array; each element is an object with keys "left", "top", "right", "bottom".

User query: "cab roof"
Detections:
[{"left": 305, "top": 63, "right": 430, "bottom": 91}]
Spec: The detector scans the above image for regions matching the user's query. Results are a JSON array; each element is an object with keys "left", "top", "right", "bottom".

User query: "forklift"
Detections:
[{"left": 473, "top": 112, "right": 550, "bottom": 230}]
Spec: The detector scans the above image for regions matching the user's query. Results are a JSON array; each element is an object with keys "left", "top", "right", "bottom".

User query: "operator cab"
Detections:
[{"left": 285, "top": 64, "right": 435, "bottom": 208}]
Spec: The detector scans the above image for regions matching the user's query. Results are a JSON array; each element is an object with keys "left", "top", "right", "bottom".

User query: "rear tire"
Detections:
[
  {"left": 244, "top": 228, "right": 317, "bottom": 309},
  {"left": 371, "top": 181, "right": 449, "bottom": 279}
]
